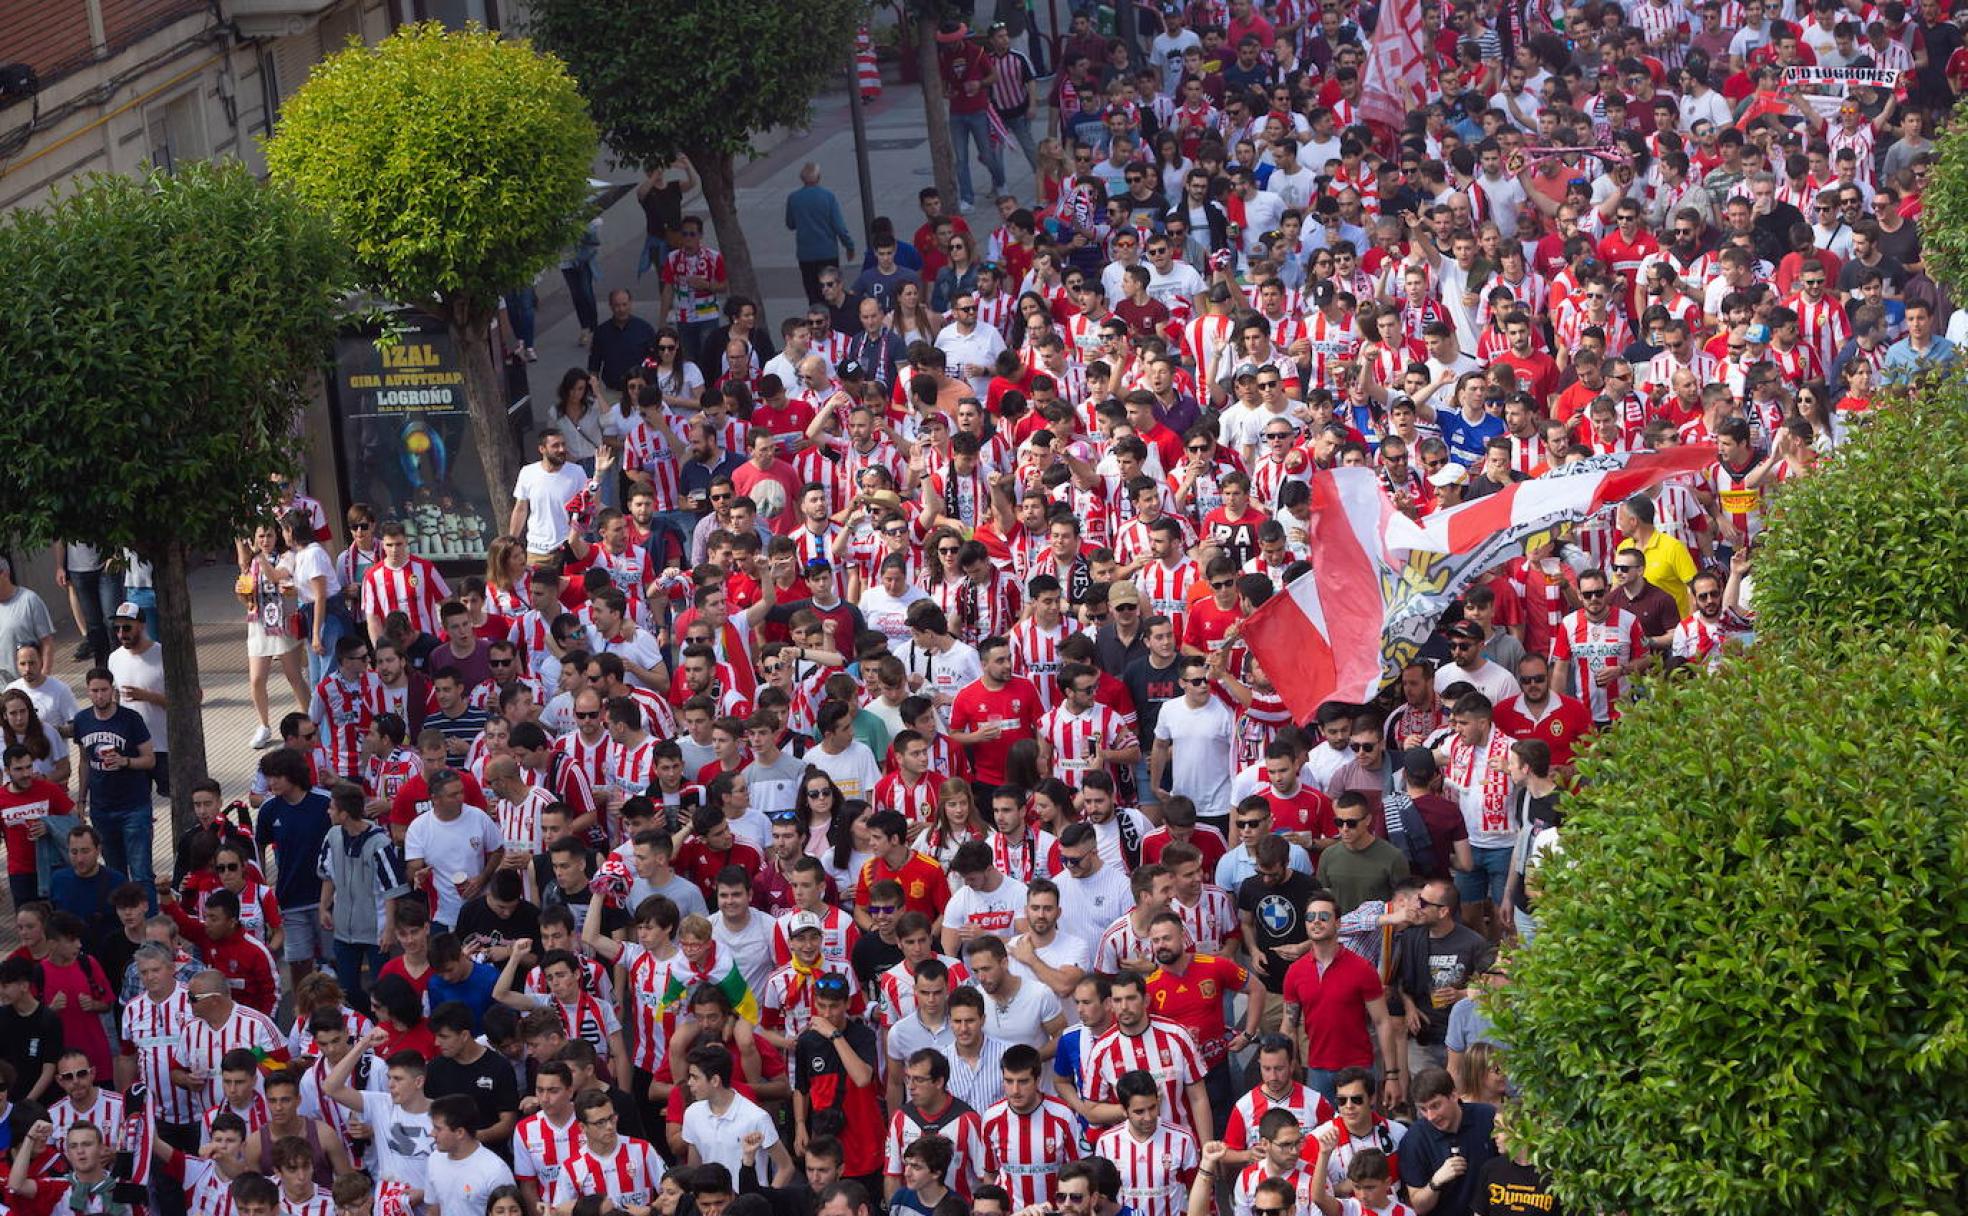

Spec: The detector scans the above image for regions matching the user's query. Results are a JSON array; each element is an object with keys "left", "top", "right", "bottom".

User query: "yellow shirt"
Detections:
[{"left": 1618, "top": 529, "right": 1698, "bottom": 617}]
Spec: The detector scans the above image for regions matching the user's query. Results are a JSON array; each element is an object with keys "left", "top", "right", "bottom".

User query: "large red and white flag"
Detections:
[
  {"left": 1243, "top": 448, "right": 1718, "bottom": 720},
  {"left": 1358, "top": 0, "right": 1429, "bottom": 134}
]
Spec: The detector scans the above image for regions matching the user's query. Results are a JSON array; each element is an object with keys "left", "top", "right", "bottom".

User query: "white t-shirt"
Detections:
[
  {"left": 1006, "top": 931, "right": 1092, "bottom": 1014},
  {"left": 1267, "top": 165, "right": 1321, "bottom": 210},
  {"left": 404, "top": 806, "right": 505, "bottom": 927},
  {"left": 806, "top": 742, "right": 884, "bottom": 803},
  {"left": 108, "top": 642, "right": 168, "bottom": 751},
  {"left": 1153, "top": 696, "right": 1237, "bottom": 817},
  {"left": 981, "top": 975, "right": 1064, "bottom": 1049},
  {"left": 6, "top": 677, "right": 78, "bottom": 741},
  {"left": 1151, "top": 30, "right": 1201, "bottom": 90},
  {"left": 936, "top": 322, "right": 1010, "bottom": 399},
  {"left": 427, "top": 1144, "right": 515, "bottom": 1216},
  {"left": 1146, "top": 261, "right": 1209, "bottom": 312},
  {"left": 681, "top": 1092, "right": 778, "bottom": 1181},
  {"left": 360, "top": 1091, "right": 435, "bottom": 1195},
  {"left": 713, "top": 910, "right": 778, "bottom": 995},
  {"left": 1433, "top": 659, "right": 1521, "bottom": 705},
  {"left": 944, "top": 875, "right": 1029, "bottom": 941},
  {"left": 513, "top": 460, "right": 591, "bottom": 555},
  {"left": 1055, "top": 863, "right": 1134, "bottom": 945},
  {"left": 859, "top": 584, "right": 930, "bottom": 647},
  {"left": 280, "top": 542, "right": 344, "bottom": 601}
]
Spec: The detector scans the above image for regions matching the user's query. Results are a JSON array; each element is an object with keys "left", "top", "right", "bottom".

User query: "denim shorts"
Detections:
[
  {"left": 1453, "top": 845, "right": 1515, "bottom": 906},
  {"left": 283, "top": 908, "right": 332, "bottom": 962}
]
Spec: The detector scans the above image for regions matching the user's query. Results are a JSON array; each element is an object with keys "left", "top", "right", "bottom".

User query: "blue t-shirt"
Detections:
[
  {"left": 254, "top": 790, "right": 333, "bottom": 909},
  {"left": 425, "top": 960, "right": 501, "bottom": 1030},
  {"left": 1442, "top": 409, "right": 1507, "bottom": 468},
  {"left": 70, "top": 706, "right": 152, "bottom": 812}
]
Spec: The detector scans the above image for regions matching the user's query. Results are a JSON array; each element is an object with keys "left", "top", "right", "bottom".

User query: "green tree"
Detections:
[
  {"left": 1491, "top": 628, "right": 1968, "bottom": 1216},
  {"left": 1910, "top": 119, "right": 1968, "bottom": 291},
  {"left": 265, "top": 22, "right": 596, "bottom": 525},
  {"left": 0, "top": 161, "right": 348, "bottom": 833},
  {"left": 1750, "top": 375, "right": 1968, "bottom": 639},
  {"left": 521, "top": 0, "right": 862, "bottom": 305}
]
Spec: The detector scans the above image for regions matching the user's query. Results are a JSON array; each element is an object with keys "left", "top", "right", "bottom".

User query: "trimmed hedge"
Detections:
[
  {"left": 1752, "top": 376, "right": 1968, "bottom": 639},
  {"left": 1490, "top": 629, "right": 1968, "bottom": 1216}
]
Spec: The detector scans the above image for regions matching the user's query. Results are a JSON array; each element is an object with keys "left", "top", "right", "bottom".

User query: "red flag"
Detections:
[
  {"left": 1241, "top": 469, "right": 1393, "bottom": 719},
  {"left": 1359, "top": 0, "right": 1428, "bottom": 135}
]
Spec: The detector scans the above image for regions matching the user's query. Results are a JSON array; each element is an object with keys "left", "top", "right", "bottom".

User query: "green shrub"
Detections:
[
  {"left": 1752, "top": 374, "right": 1968, "bottom": 639},
  {"left": 1490, "top": 629, "right": 1968, "bottom": 1216}
]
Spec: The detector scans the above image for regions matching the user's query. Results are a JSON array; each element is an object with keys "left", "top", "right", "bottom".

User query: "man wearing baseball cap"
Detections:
[
  {"left": 1434, "top": 620, "right": 1522, "bottom": 705},
  {"left": 762, "top": 911, "right": 863, "bottom": 1051}
]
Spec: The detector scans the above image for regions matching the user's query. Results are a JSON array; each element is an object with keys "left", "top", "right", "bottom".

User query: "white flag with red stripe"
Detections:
[
  {"left": 1243, "top": 449, "right": 1717, "bottom": 720},
  {"left": 1358, "top": 0, "right": 1429, "bottom": 134}
]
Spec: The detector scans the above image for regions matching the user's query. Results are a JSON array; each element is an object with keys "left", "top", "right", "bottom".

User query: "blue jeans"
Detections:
[
  {"left": 69, "top": 566, "right": 125, "bottom": 665},
  {"left": 949, "top": 109, "right": 1006, "bottom": 206},
  {"left": 96, "top": 806, "right": 156, "bottom": 887},
  {"left": 639, "top": 234, "right": 671, "bottom": 279},
  {"left": 1305, "top": 1068, "right": 1341, "bottom": 1107},
  {"left": 647, "top": 509, "right": 699, "bottom": 569},
  {"left": 125, "top": 587, "right": 159, "bottom": 639},
  {"left": 1002, "top": 112, "right": 1040, "bottom": 169},
  {"left": 37, "top": 811, "right": 80, "bottom": 892},
  {"left": 303, "top": 600, "right": 351, "bottom": 687},
  {"left": 333, "top": 939, "right": 390, "bottom": 1016},
  {"left": 1454, "top": 844, "right": 1516, "bottom": 906},
  {"left": 505, "top": 286, "right": 538, "bottom": 347},
  {"left": 562, "top": 262, "right": 599, "bottom": 333}
]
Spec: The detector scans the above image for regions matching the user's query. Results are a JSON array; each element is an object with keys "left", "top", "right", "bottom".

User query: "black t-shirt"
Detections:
[
  {"left": 425, "top": 1046, "right": 521, "bottom": 1132},
  {"left": 0, "top": 1002, "right": 63, "bottom": 1100},
  {"left": 1236, "top": 870, "right": 1320, "bottom": 994},
  {"left": 851, "top": 932, "right": 904, "bottom": 989},
  {"left": 1389, "top": 924, "right": 1495, "bottom": 1045},
  {"left": 97, "top": 926, "right": 143, "bottom": 1000},
  {"left": 1472, "top": 1155, "right": 1560, "bottom": 1216},
  {"left": 1122, "top": 654, "right": 1184, "bottom": 745},
  {"left": 454, "top": 896, "right": 542, "bottom": 954}
]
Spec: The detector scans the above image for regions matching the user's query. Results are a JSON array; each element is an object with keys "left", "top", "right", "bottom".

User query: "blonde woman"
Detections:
[{"left": 483, "top": 534, "right": 532, "bottom": 617}]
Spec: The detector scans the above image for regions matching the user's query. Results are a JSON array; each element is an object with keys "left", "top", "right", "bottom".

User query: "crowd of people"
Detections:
[{"left": 1, "top": 0, "right": 1957, "bottom": 1213}]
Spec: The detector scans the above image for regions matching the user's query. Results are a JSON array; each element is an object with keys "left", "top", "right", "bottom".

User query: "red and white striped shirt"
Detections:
[
  {"left": 1223, "top": 1082, "right": 1336, "bottom": 1152},
  {"left": 609, "top": 737, "right": 658, "bottom": 799},
  {"left": 761, "top": 960, "right": 863, "bottom": 1037},
  {"left": 621, "top": 418, "right": 683, "bottom": 512},
  {"left": 361, "top": 558, "right": 449, "bottom": 634},
  {"left": 279, "top": 1186, "right": 335, "bottom": 1216},
  {"left": 1095, "top": 915, "right": 1157, "bottom": 975},
  {"left": 1039, "top": 702, "right": 1133, "bottom": 790},
  {"left": 771, "top": 906, "right": 860, "bottom": 968},
  {"left": 171, "top": 1005, "right": 284, "bottom": 1114},
  {"left": 49, "top": 1089, "right": 127, "bottom": 1153},
  {"left": 496, "top": 786, "right": 559, "bottom": 855},
  {"left": 363, "top": 747, "right": 421, "bottom": 805},
  {"left": 1549, "top": 607, "right": 1646, "bottom": 724},
  {"left": 1233, "top": 1163, "right": 1318, "bottom": 1216},
  {"left": 981, "top": 1096, "right": 1082, "bottom": 1206},
  {"left": 555, "top": 730, "right": 616, "bottom": 788},
  {"left": 1135, "top": 558, "right": 1203, "bottom": 639},
  {"left": 1009, "top": 618, "right": 1080, "bottom": 711},
  {"left": 944, "top": 571, "right": 1025, "bottom": 648},
  {"left": 514, "top": 1109, "right": 586, "bottom": 1198},
  {"left": 310, "top": 670, "right": 384, "bottom": 776},
  {"left": 1171, "top": 886, "right": 1240, "bottom": 955},
  {"left": 885, "top": 1100, "right": 994, "bottom": 1197},
  {"left": 123, "top": 984, "right": 197, "bottom": 1123},
  {"left": 1092, "top": 1120, "right": 1199, "bottom": 1216},
  {"left": 611, "top": 942, "right": 686, "bottom": 1075},
  {"left": 987, "top": 829, "right": 1062, "bottom": 884},
  {"left": 561, "top": 1136, "right": 667, "bottom": 1207},
  {"left": 872, "top": 770, "right": 946, "bottom": 824},
  {"left": 200, "top": 1094, "right": 271, "bottom": 1142},
  {"left": 181, "top": 1155, "right": 241, "bottom": 1216},
  {"left": 1084, "top": 1021, "right": 1208, "bottom": 1138}
]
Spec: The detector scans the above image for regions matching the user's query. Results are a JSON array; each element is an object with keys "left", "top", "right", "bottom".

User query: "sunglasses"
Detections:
[
  {"left": 866, "top": 904, "right": 898, "bottom": 915},
  {"left": 656, "top": 343, "right": 680, "bottom": 352},
  {"left": 59, "top": 1068, "right": 92, "bottom": 1080},
  {"left": 350, "top": 521, "right": 374, "bottom": 531},
  {"left": 1335, "top": 1092, "right": 1371, "bottom": 1105},
  {"left": 1580, "top": 588, "right": 1609, "bottom": 599},
  {"left": 215, "top": 862, "right": 242, "bottom": 872},
  {"left": 1335, "top": 816, "right": 1366, "bottom": 828}
]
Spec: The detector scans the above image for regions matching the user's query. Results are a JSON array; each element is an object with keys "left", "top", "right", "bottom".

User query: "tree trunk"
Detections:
[
  {"left": 694, "top": 151, "right": 763, "bottom": 307},
  {"left": 915, "top": 17, "right": 959, "bottom": 206},
  {"left": 447, "top": 296, "right": 522, "bottom": 530},
  {"left": 153, "top": 537, "right": 206, "bottom": 841}
]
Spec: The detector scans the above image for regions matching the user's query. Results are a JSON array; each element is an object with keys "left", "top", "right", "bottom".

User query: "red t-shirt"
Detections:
[
  {"left": 750, "top": 400, "right": 818, "bottom": 448},
  {"left": 1139, "top": 826, "right": 1228, "bottom": 873},
  {"left": 1183, "top": 597, "right": 1242, "bottom": 656},
  {"left": 1494, "top": 350, "right": 1560, "bottom": 407},
  {"left": 389, "top": 771, "right": 490, "bottom": 831},
  {"left": 1146, "top": 954, "right": 1251, "bottom": 1068},
  {"left": 1280, "top": 945, "right": 1385, "bottom": 1069},
  {"left": 947, "top": 676, "right": 1043, "bottom": 784},
  {"left": 0, "top": 779, "right": 73, "bottom": 877},
  {"left": 854, "top": 851, "right": 951, "bottom": 920},
  {"left": 674, "top": 839, "right": 766, "bottom": 901},
  {"left": 1492, "top": 693, "right": 1597, "bottom": 769},
  {"left": 1265, "top": 785, "right": 1336, "bottom": 838}
]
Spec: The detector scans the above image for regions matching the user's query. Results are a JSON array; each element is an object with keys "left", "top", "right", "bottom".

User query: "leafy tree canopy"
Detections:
[
  {"left": 0, "top": 160, "right": 347, "bottom": 554},
  {"left": 521, "top": 0, "right": 862, "bottom": 165},
  {"left": 1913, "top": 118, "right": 1968, "bottom": 292},
  {"left": 1750, "top": 376, "right": 1968, "bottom": 639},
  {"left": 1491, "top": 627, "right": 1968, "bottom": 1216},
  {"left": 264, "top": 22, "right": 597, "bottom": 317}
]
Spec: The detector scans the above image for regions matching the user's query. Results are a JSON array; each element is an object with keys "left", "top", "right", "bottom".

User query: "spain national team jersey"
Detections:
[{"left": 1144, "top": 954, "right": 1250, "bottom": 1069}]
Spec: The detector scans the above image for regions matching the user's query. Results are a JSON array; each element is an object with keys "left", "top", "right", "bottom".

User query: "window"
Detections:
[{"left": 145, "top": 88, "right": 209, "bottom": 173}]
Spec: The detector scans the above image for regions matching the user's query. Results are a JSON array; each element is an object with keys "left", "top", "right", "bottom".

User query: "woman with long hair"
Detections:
[
  {"left": 798, "top": 768, "right": 845, "bottom": 859},
  {"left": 1031, "top": 777, "right": 1077, "bottom": 837},
  {"left": 1003, "top": 740, "right": 1045, "bottom": 796},
  {"left": 917, "top": 778, "right": 988, "bottom": 867},
  {"left": 550, "top": 369, "right": 609, "bottom": 475},
  {"left": 647, "top": 325, "right": 706, "bottom": 411},
  {"left": 240, "top": 522, "right": 309, "bottom": 748},
  {"left": 1151, "top": 130, "right": 1192, "bottom": 202},
  {"left": 825, "top": 799, "right": 876, "bottom": 894},
  {"left": 1794, "top": 380, "right": 1843, "bottom": 451},
  {"left": 932, "top": 233, "right": 983, "bottom": 312},
  {"left": 2, "top": 691, "right": 73, "bottom": 904},
  {"left": 40, "top": 910, "right": 116, "bottom": 1077},
  {"left": 1454, "top": 1040, "right": 1510, "bottom": 1104},
  {"left": 890, "top": 279, "right": 942, "bottom": 346},
  {"left": 917, "top": 526, "right": 969, "bottom": 624},
  {"left": 279, "top": 506, "right": 347, "bottom": 688},
  {"left": 483, "top": 535, "right": 533, "bottom": 618},
  {"left": 2, "top": 690, "right": 67, "bottom": 784}
]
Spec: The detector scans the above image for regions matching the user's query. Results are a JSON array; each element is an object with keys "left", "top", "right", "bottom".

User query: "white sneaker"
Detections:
[{"left": 249, "top": 724, "right": 275, "bottom": 749}]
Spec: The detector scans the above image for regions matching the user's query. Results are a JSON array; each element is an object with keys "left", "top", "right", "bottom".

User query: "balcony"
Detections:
[{"left": 221, "top": 0, "right": 341, "bottom": 38}]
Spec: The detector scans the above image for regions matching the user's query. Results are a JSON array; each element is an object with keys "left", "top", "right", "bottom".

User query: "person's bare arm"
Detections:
[{"left": 492, "top": 938, "right": 542, "bottom": 1011}]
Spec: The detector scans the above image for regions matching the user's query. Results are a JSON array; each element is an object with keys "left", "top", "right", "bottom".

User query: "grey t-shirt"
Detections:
[
  {"left": 0, "top": 587, "right": 54, "bottom": 682},
  {"left": 743, "top": 751, "right": 808, "bottom": 815}
]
